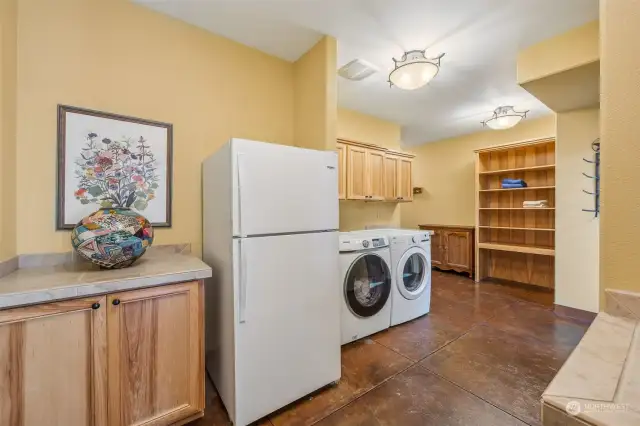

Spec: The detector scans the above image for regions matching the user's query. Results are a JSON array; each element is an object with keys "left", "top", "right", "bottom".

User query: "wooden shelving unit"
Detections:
[{"left": 474, "top": 138, "right": 556, "bottom": 289}]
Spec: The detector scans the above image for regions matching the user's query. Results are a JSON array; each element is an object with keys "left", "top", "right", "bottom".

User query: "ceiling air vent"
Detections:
[{"left": 338, "top": 59, "right": 378, "bottom": 81}]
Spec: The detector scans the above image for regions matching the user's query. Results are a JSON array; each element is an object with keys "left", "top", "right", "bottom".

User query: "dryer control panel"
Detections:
[{"left": 339, "top": 236, "right": 390, "bottom": 252}]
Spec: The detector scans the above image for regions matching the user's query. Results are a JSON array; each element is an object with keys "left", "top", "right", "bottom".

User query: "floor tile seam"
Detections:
[
  {"left": 479, "top": 320, "right": 585, "bottom": 352},
  {"left": 306, "top": 362, "right": 418, "bottom": 426},
  {"left": 416, "top": 364, "right": 536, "bottom": 426},
  {"left": 369, "top": 338, "right": 419, "bottom": 364},
  {"left": 416, "top": 322, "right": 482, "bottom": 363}
]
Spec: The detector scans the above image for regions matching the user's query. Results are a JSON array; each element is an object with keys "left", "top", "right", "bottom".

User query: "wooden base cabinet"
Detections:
[
  {"left": 419, "top": 225, "right": 475, "bottom": 278},
  {"left": 0, "top": 281, "right": 205, "bottom": 426}
]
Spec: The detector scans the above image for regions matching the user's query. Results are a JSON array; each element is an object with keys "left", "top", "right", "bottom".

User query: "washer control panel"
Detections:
[{"left": 339, "top": 235, "right": 390, "bottom": 252}]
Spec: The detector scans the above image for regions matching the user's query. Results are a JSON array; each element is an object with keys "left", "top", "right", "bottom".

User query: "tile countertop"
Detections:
[{"left": 0, "top": 251, "right": 212, "bottom": 310}]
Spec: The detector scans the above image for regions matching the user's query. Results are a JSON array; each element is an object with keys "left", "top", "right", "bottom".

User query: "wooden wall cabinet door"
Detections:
[
  {"left": 107, "top": 281, "right": 204, "bottom": 426},
  {"left": 383, "top": 155, "right": 398, "bottom": 201},
  {"left": 346, "top": 145, "right": 368, "bottom": 200},
  {"left": 366, "top": 149, "right": 386, "bottom": 201},
  {"left": 336, "top": 143, "right": 346, "bottom": 200},
  {"left": 397, "top": 158, "right": 413, "bottom": 201},
  {"left": 444, "top": 231, "right": 472, "bottom": 271},
  {"left": 0, "top": 296, "right": 108, "bottom": 426}
]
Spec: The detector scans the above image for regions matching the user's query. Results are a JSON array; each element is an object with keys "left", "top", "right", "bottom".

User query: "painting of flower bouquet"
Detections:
[{"left": 58, "top": 105, "right": 172, "bottom": 229}]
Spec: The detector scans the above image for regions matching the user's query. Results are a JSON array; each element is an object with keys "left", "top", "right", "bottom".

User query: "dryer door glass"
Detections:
[
  {"left": 403, "top": 254, "right": 426, "bottom": 292},
  {"left": 345, "top": 254, "right": 391, "bottom": 318}
]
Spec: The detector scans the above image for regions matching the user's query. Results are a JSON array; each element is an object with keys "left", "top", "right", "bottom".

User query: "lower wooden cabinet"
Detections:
[
  {"left": 0, "top": 281, "right": 204, "bottom": 426},
  {"left": 419, "top": 225, "right": 475, "bottom": 278},
  {"left": 0, "top": 296, "right": 108, "bottom": 426}
]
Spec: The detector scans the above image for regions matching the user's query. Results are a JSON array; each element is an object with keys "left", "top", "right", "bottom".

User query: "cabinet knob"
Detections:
[
  {"left": 112, "top": 299, "right": 121, "bottom": 306},
  {"left": 91, "top": 302, "right": 100, "bottom": 310}
]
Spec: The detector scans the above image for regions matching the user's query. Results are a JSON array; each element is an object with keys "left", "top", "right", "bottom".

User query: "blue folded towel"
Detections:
[
  {"left": 502, "top": 178, "right": 526, "bottom": 185},
  {"left": 502, "top": 183, "right": 527, "bottom": 188}
]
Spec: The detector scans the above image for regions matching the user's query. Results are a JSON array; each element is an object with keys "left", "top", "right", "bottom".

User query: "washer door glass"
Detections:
[
  {"left": 397, "top": 248, "right": 430, "bottom": 300},
  {"left": 345, "top": 254, "right": 391, "bottom": 318}
]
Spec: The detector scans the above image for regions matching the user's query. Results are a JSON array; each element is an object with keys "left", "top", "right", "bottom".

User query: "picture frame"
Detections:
[{"left": 57, "top": 105, "right": 173, "bottom": 229}]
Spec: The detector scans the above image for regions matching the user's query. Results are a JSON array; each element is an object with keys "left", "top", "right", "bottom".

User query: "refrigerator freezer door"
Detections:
[
  {"left": 233, "top": 232, "right": 341, "bottom": 426},
  {"left": 233, "top": 140, "right": 338, "bottom": 237}
]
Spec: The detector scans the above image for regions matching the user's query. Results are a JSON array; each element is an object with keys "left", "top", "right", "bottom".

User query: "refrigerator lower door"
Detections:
[
  {"left": 234, "top": 140, "right": 338, "bottom": 237},
  {"left": 233, "top": 232, "right": 341, "bottom": 426}
]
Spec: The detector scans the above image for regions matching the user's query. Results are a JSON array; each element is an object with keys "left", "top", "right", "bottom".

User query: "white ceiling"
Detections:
[{"left": 135, "top": 0, "right": 599, "bottom": 145}]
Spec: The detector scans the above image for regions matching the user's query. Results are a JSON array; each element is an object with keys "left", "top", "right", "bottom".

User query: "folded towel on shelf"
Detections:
[
  {"left": 502, "top": 178, "right": 527, "bottom": 185},
  {"left": 523, "top": 200, "right": 548, "bottom": 208},
  {"left": 502, "top": 183, "right": 527, "bottom": 188}
]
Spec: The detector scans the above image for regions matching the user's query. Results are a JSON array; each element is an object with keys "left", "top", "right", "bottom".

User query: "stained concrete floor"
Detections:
[{"left": 192, "top": 271, "right": 592, "bottom": 426}]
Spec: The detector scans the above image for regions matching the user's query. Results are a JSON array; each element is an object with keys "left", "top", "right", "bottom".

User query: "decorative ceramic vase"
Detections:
[{"left": 71, "top": 208, "right": 154, "bottom": 269}]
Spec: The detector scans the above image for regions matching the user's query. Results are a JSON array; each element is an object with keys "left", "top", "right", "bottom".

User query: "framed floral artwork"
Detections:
[{"left": 57, "top": 105, "right": 173, "bottom": 229}]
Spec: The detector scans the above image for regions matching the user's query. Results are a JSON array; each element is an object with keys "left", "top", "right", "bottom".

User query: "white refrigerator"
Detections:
[{"left": 202, "top": 138, "right": 341, "bottom": 426}]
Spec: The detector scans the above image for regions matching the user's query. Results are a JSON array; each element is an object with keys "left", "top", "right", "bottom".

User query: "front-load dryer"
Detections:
[
  {"left": 339, "top": 232, "right": 392, "bottom": 345},
  {"left": 388, "top": 230, "right": 432, "bottom": 326}
]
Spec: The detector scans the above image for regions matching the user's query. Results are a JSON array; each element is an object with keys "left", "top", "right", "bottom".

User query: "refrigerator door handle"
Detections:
[
  {"left": 239, "top": 240, "right": 248, "bottom": 323},
  {"left": 237, "top": 153, "right": 246, "bottom": 238}
]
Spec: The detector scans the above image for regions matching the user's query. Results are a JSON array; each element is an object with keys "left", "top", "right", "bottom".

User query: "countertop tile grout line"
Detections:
[{"left": 417, "top": 364, "right": 535, "bottom": 426}]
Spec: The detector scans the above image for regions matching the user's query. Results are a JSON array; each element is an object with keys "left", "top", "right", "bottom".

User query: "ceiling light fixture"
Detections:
[
  {"left": 482, "top": 106, "right": 529, "bottom": 130},
  {"left": 388, "top": 50, "right": 445, "bottom": 90}
]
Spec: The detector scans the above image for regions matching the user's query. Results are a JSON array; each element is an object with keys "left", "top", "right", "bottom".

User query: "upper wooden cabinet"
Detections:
[
  {"left": 336, "top": 143, "right": 346, "bottom": 200},
  {"left": 0, "top": 296, "right": 108, "bottom": 426},
  {"left": 339, "top": 139, "right": 414, "bottom": 203},
  {"left": 384, "top": 152, "right": 414, "bottom": 202}
]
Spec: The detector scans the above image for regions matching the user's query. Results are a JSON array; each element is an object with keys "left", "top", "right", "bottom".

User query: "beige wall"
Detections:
[
  {"left": 600, "top": 0, "right": 640, "bottom": 300},
  {"left": 401, "top": 115, "right": 556, "bottom": 229},
  {"left": 15, "top": 0, "right": 297, "bottom": 256},
  {"left": 0, "top": 0, "right": 17, "bottom": 261},
  {"left": 337, "top": 108, "right": 402, "bottom": 230},
  {"left": 555, "top": 108, "right": 600, "bottom": 313},
  {"left": 293, "top": 36, "right": 337, "bottom": 151}
]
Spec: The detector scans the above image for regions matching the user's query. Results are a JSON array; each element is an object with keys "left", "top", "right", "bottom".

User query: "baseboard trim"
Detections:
[{"left": 554, "top": 304, "right": 597, "bottom": 324}]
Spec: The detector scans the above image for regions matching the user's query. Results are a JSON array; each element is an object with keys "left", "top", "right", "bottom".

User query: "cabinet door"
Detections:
[
  {"left": 397, "top": 158, "right": 413, "bottom": 201},
  {"left": 107, "top": 282, "right": 204, "bottom": 426},
  {"left": 0, "top": 296, "right": 108, "bottom": 426},
  {"left": 346, "top": 145, "right": 368, "bottom": 200},
  {"left": 383, "top": 155, "right": 399, "bottom": 201},
  {"left": 430, "top": 230, "right": 445, "bottom": 267},
  {"left": 367, "top": 149, "right": 386, "bottom": 201},
  {"left": 445, "top": 231, "right": 471, "bottom": 270},
  {"left": 337, "top": 143, "right": 347, "bottom": 200}
]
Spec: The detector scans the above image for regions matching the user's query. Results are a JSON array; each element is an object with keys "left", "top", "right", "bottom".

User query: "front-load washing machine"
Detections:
[
  {"left": 351, "top": 229, "right": 432, "bottom": 326},
  {"left": 339, "top": 232, "right": 393, "bottom": 345}
]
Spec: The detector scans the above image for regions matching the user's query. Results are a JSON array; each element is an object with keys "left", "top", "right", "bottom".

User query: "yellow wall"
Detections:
[
  {"left": 0, "top": 0, "right": 17, "bottom": 261},
  {"left": 16, "top": 0, "right": 295, "bottom": 256},
  {"left": 600, "top": 0, "right": 640, "bottom": 300},
  {"left": 555, "top": 108, "right": 600, "bottom": 312},
  {"left": 401, "top": 115, "right": 556, "bottom": 229},
  {"left": 293, "top": 36, "right": 337, "bottom": 151},
  {"left": 337, "top": 108, "right": 402, "bottom": 230},
  {"left": 518, "top": 21, "right": 599, "bottom": 83}
]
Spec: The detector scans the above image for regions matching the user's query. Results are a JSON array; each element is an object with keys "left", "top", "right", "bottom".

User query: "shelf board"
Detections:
[
  {"left": 479, "top": 164, "right": 555, "bottom": 175},
  {"left": 479, "top": 186, "right": 555, "bottom": 192},
  {"left": 478, "top": 242, "right": 555, "bottom": 256},
  {"left": 478, "top": 226, "right": 555, "bottom": 231},
  {"left": 479, "top": 207, "right": 555, "bottom": 210}
]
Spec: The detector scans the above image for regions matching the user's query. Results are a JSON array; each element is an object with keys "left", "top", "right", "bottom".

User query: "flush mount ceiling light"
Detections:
[
  {"left": 481, "top": 106, "right": 529, "bottom": 130},
  {"left": 388, "top": 50, "right": 445, "bottom": 90}
]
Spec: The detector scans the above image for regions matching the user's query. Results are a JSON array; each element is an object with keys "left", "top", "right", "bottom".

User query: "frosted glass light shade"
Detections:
[
  {"left": 388, "top": 50, "right": 444, "bottom": 90},
  {"left": 482, "top": 106, "right": 528, "bottom": 130}
]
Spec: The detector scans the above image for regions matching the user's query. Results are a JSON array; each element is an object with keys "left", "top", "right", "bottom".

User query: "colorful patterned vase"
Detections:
[{"left": 71, "top": 208, "right": 154, "bottom": 269}]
